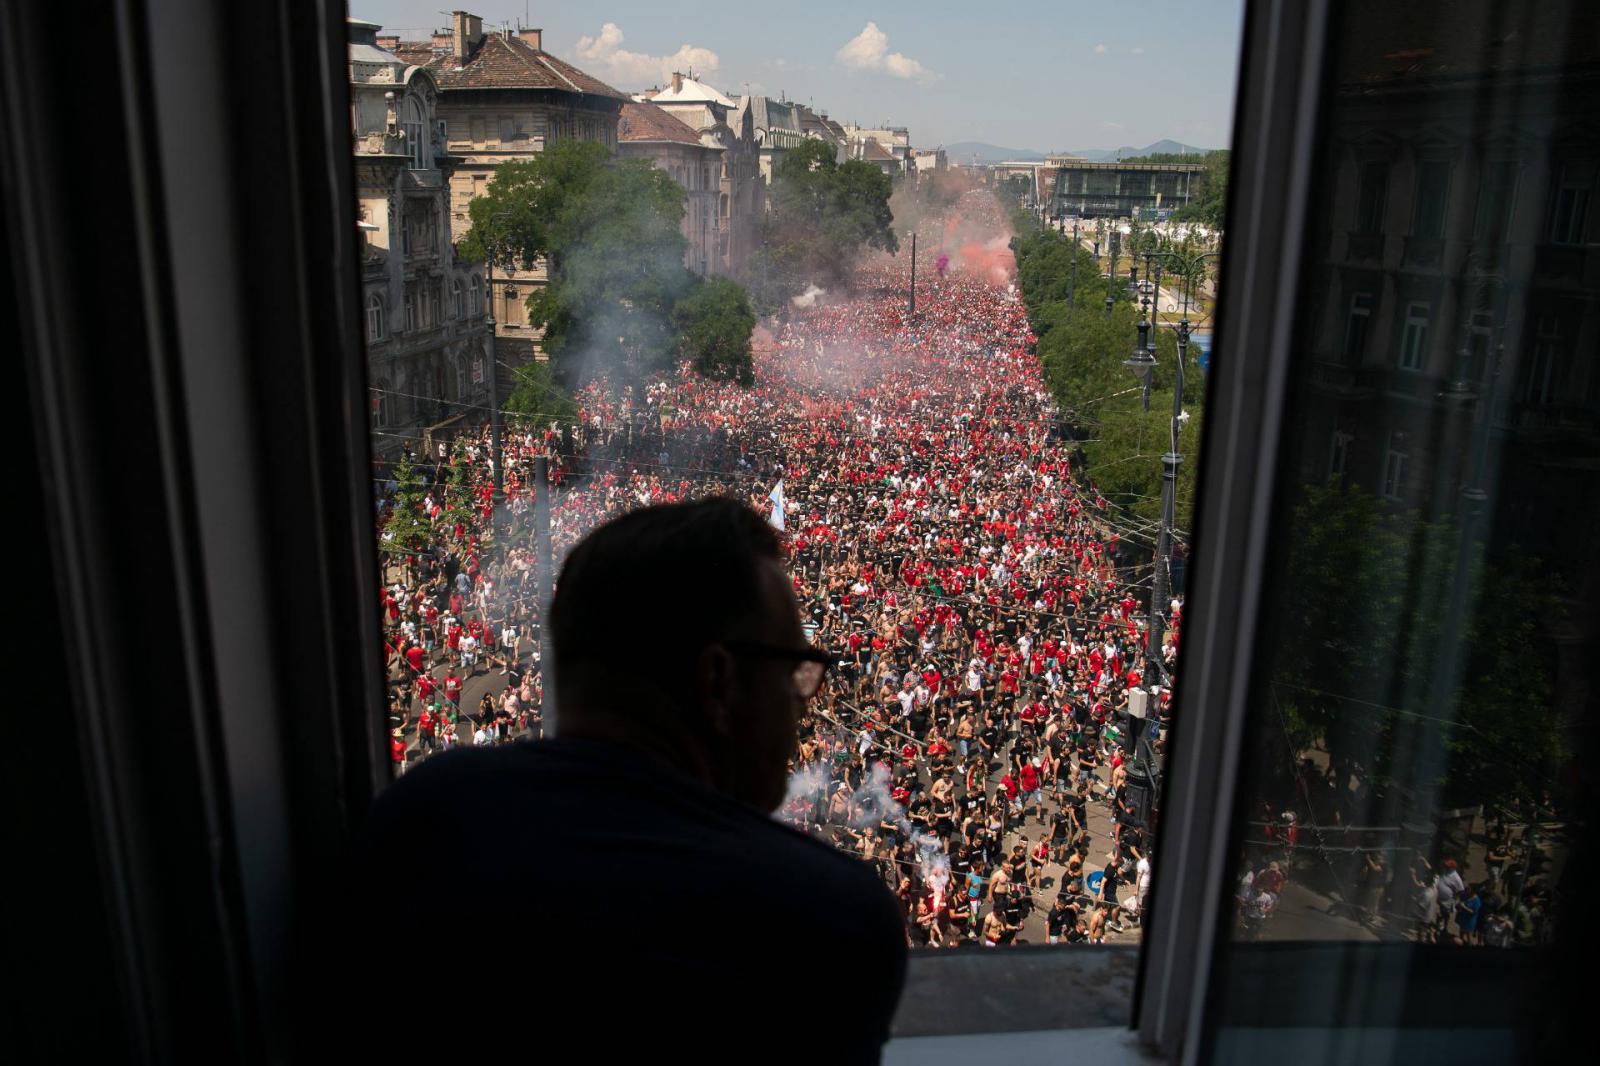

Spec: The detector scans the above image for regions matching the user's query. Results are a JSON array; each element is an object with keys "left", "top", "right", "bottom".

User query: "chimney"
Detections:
[
  {"left": 519, "top": 27, "right": 542, "bottom": 50},
  {"left": 451, "top": 11, "right": 483, "bottom": 60},
  {"left": 671, "top": 71, "right": 683, "bottom": 94},
  {"left": 375, "top": 34, "right": 399, "bottom": 50},
  {"left": 430, "top": 31, "right": 451, "bottom": 52}
]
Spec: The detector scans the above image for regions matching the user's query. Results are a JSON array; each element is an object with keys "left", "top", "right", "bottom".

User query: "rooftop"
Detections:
[
  {"left": 649, "top": 73, "right": 735, "bottom": 109},
  {"left": 617, "top": 100, "right": 703, "bottom": 147},
  {"left": 391, "top": 31, "right": 626, "bottom": 99}
]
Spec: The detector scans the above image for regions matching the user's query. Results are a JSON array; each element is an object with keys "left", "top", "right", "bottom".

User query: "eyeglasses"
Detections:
[{"left": 722, "top": 640, "right": 836, "bottom": 700}]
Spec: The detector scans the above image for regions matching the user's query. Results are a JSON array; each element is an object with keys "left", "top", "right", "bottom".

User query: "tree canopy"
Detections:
[
  {"left": 752, "top": 139, "right": 898, "bottom": 309},
  {"left": 458, "top": 139, "right": 758, "bottom": 394},
  {"left": 672, "top": 277, "right": 757, "bottom": 386},
  {"left": 1012, "top": 225, "right": 1205, "bottom": 531},
  {"left": 459, "top": 140, "right": 694, "bottom": 386}
]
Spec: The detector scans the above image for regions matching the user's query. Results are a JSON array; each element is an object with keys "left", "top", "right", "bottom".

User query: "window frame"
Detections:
[
  {"left": 365, "top": 292, "right": 384, "bottom": 342},
  {"left": 1398, "top": 300, "right": 1429, "bottom": 371}
]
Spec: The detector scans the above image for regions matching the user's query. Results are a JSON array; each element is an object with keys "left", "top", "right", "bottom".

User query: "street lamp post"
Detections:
[
  {"left": 485, "top": 212, "right": 515, "bottom": 505},
  {"left": 1124, "top": 249, "right": 1220, "bottom": 689},
  {"left": 1104, "top": 227, "right": 1119, "bottom": 319},
  {"left": 908, "top": 231, "right": 917, "bottom": 318},
  {"left": 1069, "top": 218, "right": 1080, "bottom": 307}
]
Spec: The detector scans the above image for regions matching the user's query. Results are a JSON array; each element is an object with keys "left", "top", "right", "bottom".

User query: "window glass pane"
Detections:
[{"left": 1209, "top": 0, "right": 1599, "bottom": 1053}]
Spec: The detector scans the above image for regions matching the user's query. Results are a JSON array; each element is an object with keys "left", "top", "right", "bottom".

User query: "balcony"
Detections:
[
  {"left": 1534, "top": 243, "right": 1589, "bottom": 282},
  {"left": 1345, "top": 232, "right": 1383, "bottom": 262},
  {"left": 1401, "top": 236, "right": 1444, "bottom": 270}
]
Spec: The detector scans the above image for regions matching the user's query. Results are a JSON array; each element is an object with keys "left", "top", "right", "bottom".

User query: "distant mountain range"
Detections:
[{"left": 943, "top": 138, "right": 1214, "bottom": 163}]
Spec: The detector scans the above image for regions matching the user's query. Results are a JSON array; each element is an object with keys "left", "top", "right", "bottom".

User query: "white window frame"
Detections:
[
  {"left": 1328, "top": 430, "right": 1352, "bottom": 481},
  {"left": 403, "top": 289, "right": 417, "bottom": 332},
  {"left": 1343, "top": 291, "right": 1373, "bottom": 362},
  {"left": 1382, "top": 436, "right": 1408, "bottom": 500},
  {"left": 470, "top": 275, "right": 483, "bottom": 315},
  {"left": 452, "top": 279, "right": 465, "bottom": 320},
  {"left": 365, "top": 293, "right": 384, "bottom": 343},
  {"left": 1525, "top": 314, "right": 1562, "bottom": 405},
  {"left": 1398, "top": 301, "right": 1428, "bottom": 371},
  {"left": 1548, "top": 162, "right": 1594, "bottom": 246}
]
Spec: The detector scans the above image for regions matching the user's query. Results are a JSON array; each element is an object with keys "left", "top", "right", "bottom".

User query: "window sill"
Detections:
[
  {"left": 891, "top": 944, "right": 1138, "bottom": 1038},
  {"left": 885, "top": 1025, "right": 1156, "bottom": 1066}
]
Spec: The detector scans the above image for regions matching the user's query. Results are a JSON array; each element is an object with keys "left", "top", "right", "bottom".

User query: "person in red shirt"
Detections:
[
  {"left": 389, "top": 729, "right": 406, "bottom": 773},
  {"left": 443, "top": 671, "right": 463, "bottom": 710},
  {"left": 404, "top": 643, "right": 425, "bottom": 677}
]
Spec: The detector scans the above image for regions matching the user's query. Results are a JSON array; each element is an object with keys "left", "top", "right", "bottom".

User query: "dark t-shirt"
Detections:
[{"left": 318, "top": 738, "right": 906, "bottom": 1062}]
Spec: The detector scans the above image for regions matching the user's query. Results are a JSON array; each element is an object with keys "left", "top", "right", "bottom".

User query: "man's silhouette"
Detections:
[{"left": 324, "top": 499, "right": 906, "bottom": 1061}]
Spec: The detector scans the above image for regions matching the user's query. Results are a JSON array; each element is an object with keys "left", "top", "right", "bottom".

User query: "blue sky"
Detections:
[{"left": 351, "top": 1, "right": 1245, "bottom": 152}]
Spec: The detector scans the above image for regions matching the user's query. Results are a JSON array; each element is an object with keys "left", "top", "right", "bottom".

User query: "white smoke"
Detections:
[
  {"left": 790, "top": 283, "right": 826, "bottom": 309},
  {"left": 784, "top": 760, "right": 950, "bottom": 895}
]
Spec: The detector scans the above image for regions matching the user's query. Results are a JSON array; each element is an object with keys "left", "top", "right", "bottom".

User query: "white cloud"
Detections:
[
  {"left": 573, "top": 22, "right": 720, "bottom": 87},
  {"left": 836, "top": 22, "right": 935, "bottom": 83},
  {"left": 1093, "top": 43, "right": 1108, "bottom": 54}
]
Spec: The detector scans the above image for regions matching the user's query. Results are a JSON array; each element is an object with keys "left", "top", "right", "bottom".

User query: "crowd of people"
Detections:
[{"left": 372, "top": 191, "right": 1177, "bottom": 948}]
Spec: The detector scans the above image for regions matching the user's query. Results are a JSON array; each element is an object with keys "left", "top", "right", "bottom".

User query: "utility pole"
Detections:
[
  {"left": 534, "top": 453, "right": 555, "bottom": 733},
  {"left": 1104, "top": 227, "right": 1119, "bottom": 318},
  {"left": 1069, "top": 217, "right": 1080, "bottom": 307},
  {"left": 908, "top": 231, "right": 917, "bottom": 318}
]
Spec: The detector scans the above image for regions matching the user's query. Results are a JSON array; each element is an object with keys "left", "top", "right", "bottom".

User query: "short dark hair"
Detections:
[{"left": 551, "top": 497, "right": 784, "bottom": 698}]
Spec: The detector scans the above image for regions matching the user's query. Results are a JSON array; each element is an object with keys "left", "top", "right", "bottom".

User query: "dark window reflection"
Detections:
[{"left": 1209, "top": 0, "right": 1598, "bottom": 1056}]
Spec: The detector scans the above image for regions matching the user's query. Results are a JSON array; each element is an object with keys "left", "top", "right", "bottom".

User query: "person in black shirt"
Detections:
[
  {"left": 1047, "top": 898, "right": 1075, "bottom": 944},
  {"left": 318, "top": 500, "right": 906, "bottom": 1062}
]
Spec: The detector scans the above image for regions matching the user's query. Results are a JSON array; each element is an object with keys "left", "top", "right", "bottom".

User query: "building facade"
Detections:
[
  {"left": 349, "top": 18, "right": 489, "bottom": 453},
  {"left": 729, "top": 94, "right": 806, "bottom": 186},
  {"left": 617, "top": 99, "right": 723, "bottom": 277},
  {"left": 388, "top": 12, "right": 627, "bottom": 365},
  {"left": 1298, "top": 30, "right": 1600, "bottom": 533},
  {"left": 1050, "top": 161, "right": 1207, "bottom": 218},
  {"left": 641, "top": 73, "right": 764, "bottom": 276}
]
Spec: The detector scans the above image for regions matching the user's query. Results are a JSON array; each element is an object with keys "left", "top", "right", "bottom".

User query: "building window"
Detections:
[
  {"left": 1328, "top": 430, "right": 1352, "bottom": 481},
  {"left": 365, "top": 294, "right": 384, "bottom": 342},
  {"left": 400, "top": 220, "right": 411, "bottom": 258},
  {"left": 1343, "top": 291, "right": 1374, "bottom": 363},
  {"left": 452, "top": 279, "right": 465, "bottom": 319},
  {"left": 1547, "top": 161, "right": 1594, "bottom": 245},
  {"left": 470, "top": 275, "right": 483, "bottom": 315},
  {"left": 1413, "top": 160, "right": 1451, "bottom": 238},
  {"left": 1473, "top": 160, "right": 1517, "bottom": 244},
  {"left": 402, "top": 98, "right": 428, "bottom": 171},
  {"left": 1524, "top": 314, "right": 1563, "bottom": 405},
  {"left": 503, "top": 287, "right": 521, "bottom": 326},
  {"left": 470, "top": 116, "right": 485, "bottom": 145},
  {"left": 374, "top": 378, "right": 391, "bottom": 427},
  {"left": 1398, "top": 301, "right": 1429, "bottom": 371},
  {"left": 1355, "top": 161, "right": 1389, "bottom": 233},
  {"left": 403, "top": 288, "right": 417, "bottom": 332},
  {"left": 1381, "top": 433, "right": 1408, "bottom": 500}
]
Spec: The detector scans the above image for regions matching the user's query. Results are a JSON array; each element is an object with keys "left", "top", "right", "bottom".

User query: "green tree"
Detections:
[
  {"left": 1012, "top": 225, "right": 1204, "bottom": 529},
  {"left": 384, "top": 450, "right": 430, "bottom": 554},
  {"left": 459, "top": 140, "right": 694, "bottom": 386},
  {"left": 757, "top": 139, "right": 898, "bottom": 304},
  {"left": 504, "top": 359, "right": 578, "bottom": 425},
  {"left": 672, "top": 277, "right": 757, "bottom": 386}
]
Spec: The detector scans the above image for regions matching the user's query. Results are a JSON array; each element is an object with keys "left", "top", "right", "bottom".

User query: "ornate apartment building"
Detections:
[
  {"left": 616, "top": 99, "right": 723, "bottom": 277},
  {"left": 349, "top": 18, "right": 489, "bottom": 453},
  {"left": 640, "top": 73, "right": 764, "bottom": 275},
  {"left": 386, "top": 12, "right": 627, "bottom": 365}
]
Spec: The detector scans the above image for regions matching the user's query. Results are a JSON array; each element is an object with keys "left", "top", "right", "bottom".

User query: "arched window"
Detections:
[
  {"left": 452, "top": 278, "right": 465, "bottom": 319},
  {"left": 470, "top": 275, "right": 483, "bottom": 315},
  {"left": 365, "top": 293, "right": 385, "bottom": 342},
  {"left": 373, "top": 377, "right": 391, "bottom": 426},
  {"left": 402, "top": 97, "right": 428, "bottom": 170}
]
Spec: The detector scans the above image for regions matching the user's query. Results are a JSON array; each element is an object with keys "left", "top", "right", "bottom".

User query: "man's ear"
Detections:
[{"left": 695, "top": 642, "right": 739, "bottom": 736}]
